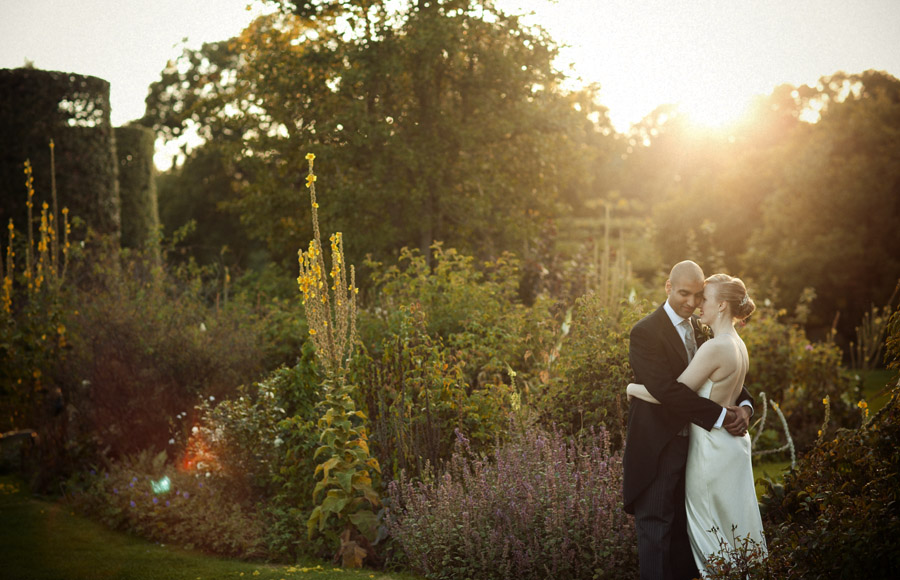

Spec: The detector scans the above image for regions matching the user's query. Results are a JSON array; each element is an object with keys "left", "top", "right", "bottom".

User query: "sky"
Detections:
[{"left": 2, "top": 0, "right": 899, "bottom": 159}]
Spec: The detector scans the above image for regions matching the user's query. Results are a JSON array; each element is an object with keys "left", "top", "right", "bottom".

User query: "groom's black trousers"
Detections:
[{"left": 632, "top": 433, "right": 700, "bottom": 580}]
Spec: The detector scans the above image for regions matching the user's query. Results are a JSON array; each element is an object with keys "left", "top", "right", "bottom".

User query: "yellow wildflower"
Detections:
[
  {"left": 305, "top": 152, "right": 315, "bottom": 161},
  {"left": 857, "top": 400, "right": 868, "bottom": 410},
  {"left": 305, "top": 174, "right": 317, "bottom": 188}
]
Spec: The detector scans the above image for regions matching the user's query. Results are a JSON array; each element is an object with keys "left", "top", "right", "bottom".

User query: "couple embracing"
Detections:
[{"left": 623, "top": 260, "right": 767, "bottom": 579}]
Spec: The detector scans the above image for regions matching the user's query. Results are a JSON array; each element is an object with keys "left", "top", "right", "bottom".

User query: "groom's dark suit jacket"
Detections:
[{"left": 623, "top": 302, "right": 753, "bottom": 514}]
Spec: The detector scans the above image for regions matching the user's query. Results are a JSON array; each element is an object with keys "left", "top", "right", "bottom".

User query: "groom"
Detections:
[{"left": 624, "top": 260, "right": 753, "bottom": 580}]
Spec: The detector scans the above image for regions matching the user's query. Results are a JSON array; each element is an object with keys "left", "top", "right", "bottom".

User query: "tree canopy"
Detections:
[{"left": 142, "top": 0, "right": 617, "bottom": 269}]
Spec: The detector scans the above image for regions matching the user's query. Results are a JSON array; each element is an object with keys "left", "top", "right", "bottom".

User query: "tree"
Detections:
[
  {"left": 142, "top": 0, "right": 616, "bottom": 269},
  {"left": 744, "top": 71, "right": 900, "bottom": 341}
]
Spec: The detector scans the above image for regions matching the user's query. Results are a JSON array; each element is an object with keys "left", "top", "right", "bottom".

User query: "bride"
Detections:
[{"left": 627, "top": 273, "right": 767, "bottom": 574}]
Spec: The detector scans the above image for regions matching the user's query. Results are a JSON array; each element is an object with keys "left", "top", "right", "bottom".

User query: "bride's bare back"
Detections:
[
  {"left": 626, "top": 332, "right": 749, "bottom": 407},
  {"left": 702, "top": 334, "right": 749, "bottom": 407}
]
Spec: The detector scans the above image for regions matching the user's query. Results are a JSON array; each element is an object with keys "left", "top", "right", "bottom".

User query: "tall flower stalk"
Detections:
[{"left": 296, "top": 153, "right": 381, "bottom": 567}]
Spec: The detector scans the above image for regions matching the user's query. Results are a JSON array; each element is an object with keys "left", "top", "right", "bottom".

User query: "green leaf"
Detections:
[
  {"left": 321, "top": 493, "right": 351, "bottom": 515},
  {"left": 348, "top": 510, "right": 379, "bottom": 542},
  {"left": 336, "top": 470, "right": 353, "bottom": 494},
  {"left": 307, "top": 505, "right": 322, "bottom": 539}
]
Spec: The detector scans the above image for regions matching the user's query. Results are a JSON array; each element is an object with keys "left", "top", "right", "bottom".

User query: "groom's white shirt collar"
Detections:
[{"left": 663, "top": 300, "right": 689, "bottom": 329}]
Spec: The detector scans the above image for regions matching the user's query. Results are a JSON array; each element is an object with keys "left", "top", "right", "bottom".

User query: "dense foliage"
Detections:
[
  {"left": 739, "top": 304, "right": 857, "bottom": 454},
  {"left": 538, "top": 292, "right": 644, "bottom": 447},
  {"left": 65, "top": 449, "right": 268, "bottom": 559},
  {"left": 115, "top": 125, "right": 160, "bottom": 253},
  {"left": 6, "top": 3, "right": 900, "bottom": 577},
  {"left": 141, "top": 0, "right": 617, "bottom": 270},
  {"left": 755, "top": 389, "right": 900, "bottom": 578},
  {"left": 386, "top": 426, "right": 638, "bottom": 579},
  {"left": 0, "top": 68, "right": 120, "bottom": 237}
]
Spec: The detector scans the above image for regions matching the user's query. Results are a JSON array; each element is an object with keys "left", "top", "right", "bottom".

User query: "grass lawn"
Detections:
[
  {"left": 857, "top": 368, "right": 897, "bottom": 414},
  {"left": 0, "top": 475, "right": 420, "bottom": 580},
  {"left": 752, "top": 459, "right": 791, "bottom": 499}
]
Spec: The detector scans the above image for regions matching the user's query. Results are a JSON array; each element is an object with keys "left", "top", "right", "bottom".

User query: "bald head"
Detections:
[
  {"left": 666, "top": 260, "right": 705, "bottom": 318},
  {"left": 669, "top": 260, "right": 704, "bottom": 286}
]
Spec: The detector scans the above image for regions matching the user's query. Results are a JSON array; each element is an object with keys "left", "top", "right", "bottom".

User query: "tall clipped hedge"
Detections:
[
  {"left": 0, "top": 68, "right": 120, "bottom": 238},
  {"left": 115, "top": 125, "right": 159, "bottom": 254}
]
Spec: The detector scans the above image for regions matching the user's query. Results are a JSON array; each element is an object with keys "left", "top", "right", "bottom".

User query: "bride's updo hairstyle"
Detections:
[{"left": 705, "top": 273, "right": 756, "bottom": 322}]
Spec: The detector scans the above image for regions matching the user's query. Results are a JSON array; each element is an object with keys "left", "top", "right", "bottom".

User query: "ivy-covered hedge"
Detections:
[
  {"left": 0, "top": 67, "right": 120, "bottom": 238},
  {"left": 115, "top": 125, "right": 159, "bottom": 253}
]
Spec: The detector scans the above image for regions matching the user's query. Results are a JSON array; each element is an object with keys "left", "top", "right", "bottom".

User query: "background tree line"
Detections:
[{"left": 141, "top": 0, "right": 899, "bottom": 350}]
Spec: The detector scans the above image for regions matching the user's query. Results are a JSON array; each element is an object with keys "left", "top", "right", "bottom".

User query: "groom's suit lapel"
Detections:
[{"left": 655, "top": 304, "right": 689, "bottom": 367}]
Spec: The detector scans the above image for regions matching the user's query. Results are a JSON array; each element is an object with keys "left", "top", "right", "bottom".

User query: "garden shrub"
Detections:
[
  {"left": 1, "top": 68, "right": 120, "bottom": 238},
  {"left": 538, "top": 292, "right": 646, "bottom": 447},
  {"left": 360, "top": 244, "right": 561, "bottom": 474},
  {"left": 264, "top": 356, "right": 329, "bottom": 560},
  {"left": 115, "top": 125, "right": 160, "bottom": 255},
  {"left": 5, "top": 239, "right": 302, "bottom": 492},
  {"left": 742, "top": 308, "right": 900, "bottom": 579},
  {"left": 754, "top": 387, "right": 900, "bottom": 578},
  {"left": 65, "top": 449, "right": 267, "bottom": 559},
  {"left": 364, "top": 244, "right": 561, "bottom": 397},
  {"left": 179, "top": 357, "right": 327, "bottom": 561},
  {"left": 740, "top": 304, "right": 856, "bottom": 453},
  {"left": 59, "top": 246, "right": 271, "bottom": 460},
  {"left": 386, "top": 425, "right": 638, "bottom": 580},
  {"left": 358, "top": 303, "right": 514, "bottom": 481}
]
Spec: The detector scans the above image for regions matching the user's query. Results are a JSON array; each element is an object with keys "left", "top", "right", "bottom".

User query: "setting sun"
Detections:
[{"left": 676, "top": 89, "right": 753, "bottom": 130}]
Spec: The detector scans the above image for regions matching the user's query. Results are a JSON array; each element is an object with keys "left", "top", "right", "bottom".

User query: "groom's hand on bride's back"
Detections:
[{"left": 723, "top": 406, "right": 751, "bottom": 436}]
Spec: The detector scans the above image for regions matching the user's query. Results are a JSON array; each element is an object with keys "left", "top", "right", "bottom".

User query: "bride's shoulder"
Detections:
[{"left": 697, "top": 335, "right": 738, "bottom": 360}]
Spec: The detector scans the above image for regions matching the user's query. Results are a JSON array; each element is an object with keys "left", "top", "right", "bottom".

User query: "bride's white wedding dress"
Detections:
[{"left": 686, "top": 378, "right": 768, "bottom": 574}]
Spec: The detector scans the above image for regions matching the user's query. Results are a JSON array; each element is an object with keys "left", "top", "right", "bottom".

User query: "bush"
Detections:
[
  {"left": 538, "top": 293, "right": 646, "bottom": 447},
  {"left": 386, "top": 426, "right": 638, "bottom": 580},
  {"left": 359, "top": 303, "right": 514, "bottom": 482},
  {"left": 59, "top": 246, "right": 271, "bottom": 461},
  {"left": 65, "top": 449, "right": 267, "bottom": 559},
  {"left": 364, "top": 244, "right": 561, "bottom": 397},
  {"left": 9, "top": 238, "right": 303, "bottom": 492},
  {"left": 755, "top": 387, "right": 900, "bottom": 578},
  {"left": 359, "top": 244, "right": 562, "bottom": 477},
  {"left": 740, "top": 305, "right": 857, "bottom": 453},
  {"left": 743, "top": 309, "right": 900, "bottom": 578},
  {"left": 182, "top": 358, "right": 327, "bottom": 561},
  {"left": 265, "top": 356, "right": 328, "bottom": 560}
]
